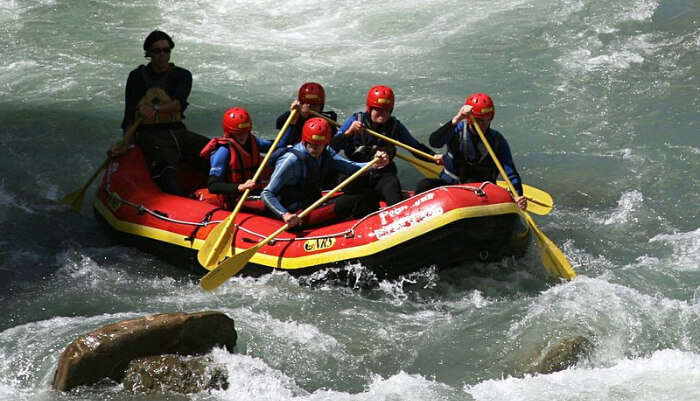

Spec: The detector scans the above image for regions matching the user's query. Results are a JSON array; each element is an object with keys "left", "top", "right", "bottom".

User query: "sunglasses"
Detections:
[{"left": 150, "top": 47, "right": 171, "bottom": 55}]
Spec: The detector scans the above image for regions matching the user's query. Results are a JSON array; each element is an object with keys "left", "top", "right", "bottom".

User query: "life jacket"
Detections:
[
  {"left": 448, "top": 124, "right": 500, "bottom": 183},
  {"left": 136, "top": 65, "right": 182, "bottom": 124},
  {"left": 199, "top": 136, "right": 263, "bottom": 209},
  {"left": 342, "top": 112, "right": 399, "bottom": 177},
  {"left": 347, "top": 112, "right": 399, "bottom": 161},
  {"left": 277, "top": 147, "right": 332, "bottom": 211}
]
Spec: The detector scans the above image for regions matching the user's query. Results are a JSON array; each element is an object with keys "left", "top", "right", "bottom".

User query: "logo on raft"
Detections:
[{"left": 303, "top": 237, "right": 336, "bottom": 252}]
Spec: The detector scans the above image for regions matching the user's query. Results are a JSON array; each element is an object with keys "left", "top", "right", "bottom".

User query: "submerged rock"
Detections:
[
  {"left": 52, "top": 311, "right": 236, "bottom": 392},
  {"left": 521, "top": 335, "right": 594, "bottom": 375},
  {"left": 122, "top": 354, "right": 228, "bottom": 394}
]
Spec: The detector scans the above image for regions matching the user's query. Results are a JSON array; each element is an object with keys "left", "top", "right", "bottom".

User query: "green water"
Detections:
[{"left": 0, "top": 0, "right": 698, "bottom": 400}]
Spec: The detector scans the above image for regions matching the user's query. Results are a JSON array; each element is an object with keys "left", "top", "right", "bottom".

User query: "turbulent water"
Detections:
[{"left": 1, "top": 0, "right": 699, "bottom": 400}]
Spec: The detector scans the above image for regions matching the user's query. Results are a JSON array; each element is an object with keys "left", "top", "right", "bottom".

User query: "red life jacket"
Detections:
[
  {"left": 200, "top": 136, "right": 261, "bottom": 183},
  {"left": 199, "top": 136, "right": 263, "bottom": 209}
]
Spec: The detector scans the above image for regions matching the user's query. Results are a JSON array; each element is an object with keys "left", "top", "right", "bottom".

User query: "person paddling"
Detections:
[
  {"left": 275, "top": 82, "right": 338, "bottom": 147},
  {"left": 331, "top": 85, "right": 438, "bottom": 206},
  {"left": 198, "top": 107, "right": 272, "bottom": 210},
  {"left": 110, "top": 30, "right": 210, "bottom": 196},
  {"left": 414, "top": 93, "right": 527, "bottom": 210},
  {"left": 261, "top": 117, "right": 390, "bottom": 229}
]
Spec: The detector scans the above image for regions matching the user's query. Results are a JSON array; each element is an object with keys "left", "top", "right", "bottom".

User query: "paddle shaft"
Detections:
[
  {"left": 60, "top": 119, "right": 142, "bottom": 211},
  {"left": 256, "top": 157, "right": 379, "bottom": 248},
  {"left": 79, "top": 159, "right": 109, "bottom": 194},
  {"left": 394, "top": 151, "right": 442, "bottom": 178},
  {"left": 397, "top": 147, "right": 551, "bottom": 208},
  {"left": 467, "top": 118, "right": 519, "bottom": 197},
  {"left": 469, "top": 116, "right": 574, "bottom": 279},
  {"left": 223, "top": 108, "right": 299, "bottom": 228},
  {"left": 309, "top": 110, "right": 439, "bottom": 163},
  {"left": 200, "top": 157, "right": 380, "bottom": 290}
]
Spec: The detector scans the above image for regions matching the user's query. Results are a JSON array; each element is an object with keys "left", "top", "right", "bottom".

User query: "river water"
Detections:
[{"left": 1, "top": 0, "right": 698, "bottom": 400}]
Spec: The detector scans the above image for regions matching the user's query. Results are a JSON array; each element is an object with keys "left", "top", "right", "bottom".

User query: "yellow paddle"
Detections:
[
  {"left": 495, "top": 182, "right": 553, "bottom": 215},
  {"left": 309, "top": 110, "right": 440, "bottom": 163},
  {"left": 394, "top": 151, "right": 443, "bottom": 178},
  {"left": 469, "top": 116, "right": 575, "bottom": 279},
  {"left": 60, "top": 118, "right": 142, "bottom": 212},
  {"left": 200, "top": 157, "right": 381, "bottom": 291},
  {"left": 309, "top": 109, "right": 553, "bottom": 215},
  {"left": 394, "top": 151, "right": 553, "bottom": 215},
  {"left": 197, "top": 109, "right": 299, "bottom": 269}
]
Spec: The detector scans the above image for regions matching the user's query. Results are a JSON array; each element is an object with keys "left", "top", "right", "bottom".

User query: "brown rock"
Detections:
[
  {"left": 523, "top": 335, "right": 593, "bottom": 375},
  {"left": 122, "top": 354, "right": 228, "bottom": 394},
  {"left": 52, "top": 311, "right": 236, "bottom": 392}
]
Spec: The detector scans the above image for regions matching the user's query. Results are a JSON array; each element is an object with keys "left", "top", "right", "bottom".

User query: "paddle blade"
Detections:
[
  {"left": 395, "top": 152, "right": 442, "bottom": 179},
  {"left": 60, "top": 159, "right": 109, "bottom": 212},
  {"left": 59, "top": 188, "right": 87, "bottom": 212},
  {"left": 200, "top": 245, "right": 260, "bottom": 291},
  {"left": 523, "top": 195, "right": 553, "bottom": 215},
  {"left": 496, "top": 181, "right": 554, "bottom": 216},
  {"left": 197, "top": 215, "right": 235, "bottom": 268},
  {"left": 525, "top": 214, "right": 576, "bottom": 280}
]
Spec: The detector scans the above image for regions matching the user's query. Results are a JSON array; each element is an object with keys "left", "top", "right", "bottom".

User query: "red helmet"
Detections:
[
  {"left": 465, "top": 93, "right": 495, "bottom": 119},
  {"left": 298, "top": 82, "right": 325, "bottom": 105},
  {"left": 222, "top": 107, "right": 252, "bottom": 137},
  {"left": 366, "top": 85, "right": 394, "bottom": 112},
  {"left": 301, "top": 117, "right": 332, "bottom": 145}
]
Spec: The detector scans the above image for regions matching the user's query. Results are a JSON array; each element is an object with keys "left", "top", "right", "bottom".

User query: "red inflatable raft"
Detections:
[{"left": 94, "top": 147, "right": 531, "bottom": 278}]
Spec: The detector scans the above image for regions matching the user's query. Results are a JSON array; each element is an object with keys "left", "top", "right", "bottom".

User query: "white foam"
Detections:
[
  {"left": 0, "top": 313, "right": 141, "bottom": 392},
  {"left": 209, "top": 348, "right": 306, "bottom": 400},
  {"left": 508, "top": 276, "right": 700, "bottom": 365},
  {"left": 648, "top": 228, "right": 700, "bottom": 271},
  {"left": 465, "top": 349, "right": 700, "bottom": 401},
  {"left": 599, "top": 190, "right": 644, "bottom": 225},
  {"left": 209, "top": 350, "right": 456, "bottom": 401}
]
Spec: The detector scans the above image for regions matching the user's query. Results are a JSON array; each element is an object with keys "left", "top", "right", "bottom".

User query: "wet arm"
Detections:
[
  {"left": 261, "top": 155, "right": 300, "bottom": 218},
  {"left": 396, "top": 121, "right": 435, "bottom": 161},
  {"left": 207, "top": 147, "right": 238, "bottom": 194},
  {"left": 428, "top": 121, "right": 457, "bottom": 148}
]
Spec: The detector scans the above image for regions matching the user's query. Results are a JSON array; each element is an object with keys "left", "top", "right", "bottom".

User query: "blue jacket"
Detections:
[
  {"left": 261, "top": 142, "right": 368, "bottom": 217},
  {"left": 431, "top": 120, "right": 523, "bottom": 195}
]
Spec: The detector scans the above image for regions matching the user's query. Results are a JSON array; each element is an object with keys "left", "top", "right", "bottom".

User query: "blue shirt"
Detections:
[{"left": 261, "top": 142, "right": 368, "bottom": 217}]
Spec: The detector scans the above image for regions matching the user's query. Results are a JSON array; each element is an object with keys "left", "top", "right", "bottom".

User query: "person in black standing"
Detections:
[{"left": 110, "top": 30, "right": 209, "bottom": 196}]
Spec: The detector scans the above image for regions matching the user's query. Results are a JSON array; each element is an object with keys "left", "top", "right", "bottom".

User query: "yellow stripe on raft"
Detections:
[{"left": 94, "top": 196, "right": 521, "bottom": 271}]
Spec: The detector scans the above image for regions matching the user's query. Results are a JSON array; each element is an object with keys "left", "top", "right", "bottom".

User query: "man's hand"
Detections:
[
  {"left": 283, "top": 212, "right": 302, "bottom": 228},
  {"left": 434, "top": 153, "right": 445, "bottom": 165},
  {"left": 289, "top": 100, "right": 302, "bottom": 124},
  {"left": 138, "top": 103, "right": 157, "bottom": 119},
  {"left": 344, "top": 120, "right": 364, "bottom": 137},
  {"left": 516, "top": 196, "right": 528, "bottom": 211},
  {"left": 107, "top": 142, "right": 128, "bottom": 158},
  {"left": 373, "top": 150, "right": 390, "bottom": 169},
  {"left": 237, "top": 179, "right": 256, "bottom": 192},
  {"left": 451, "top": 105, "right": 473, "bottom": 125}
]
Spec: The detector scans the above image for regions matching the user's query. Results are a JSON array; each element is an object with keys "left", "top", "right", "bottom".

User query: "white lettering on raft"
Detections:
[
  {"left": 378, "top": 193, "right": 435, "bottom": 225},
  {"left": 373, "top": 206, "right": 443, "bottom": 240}
]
